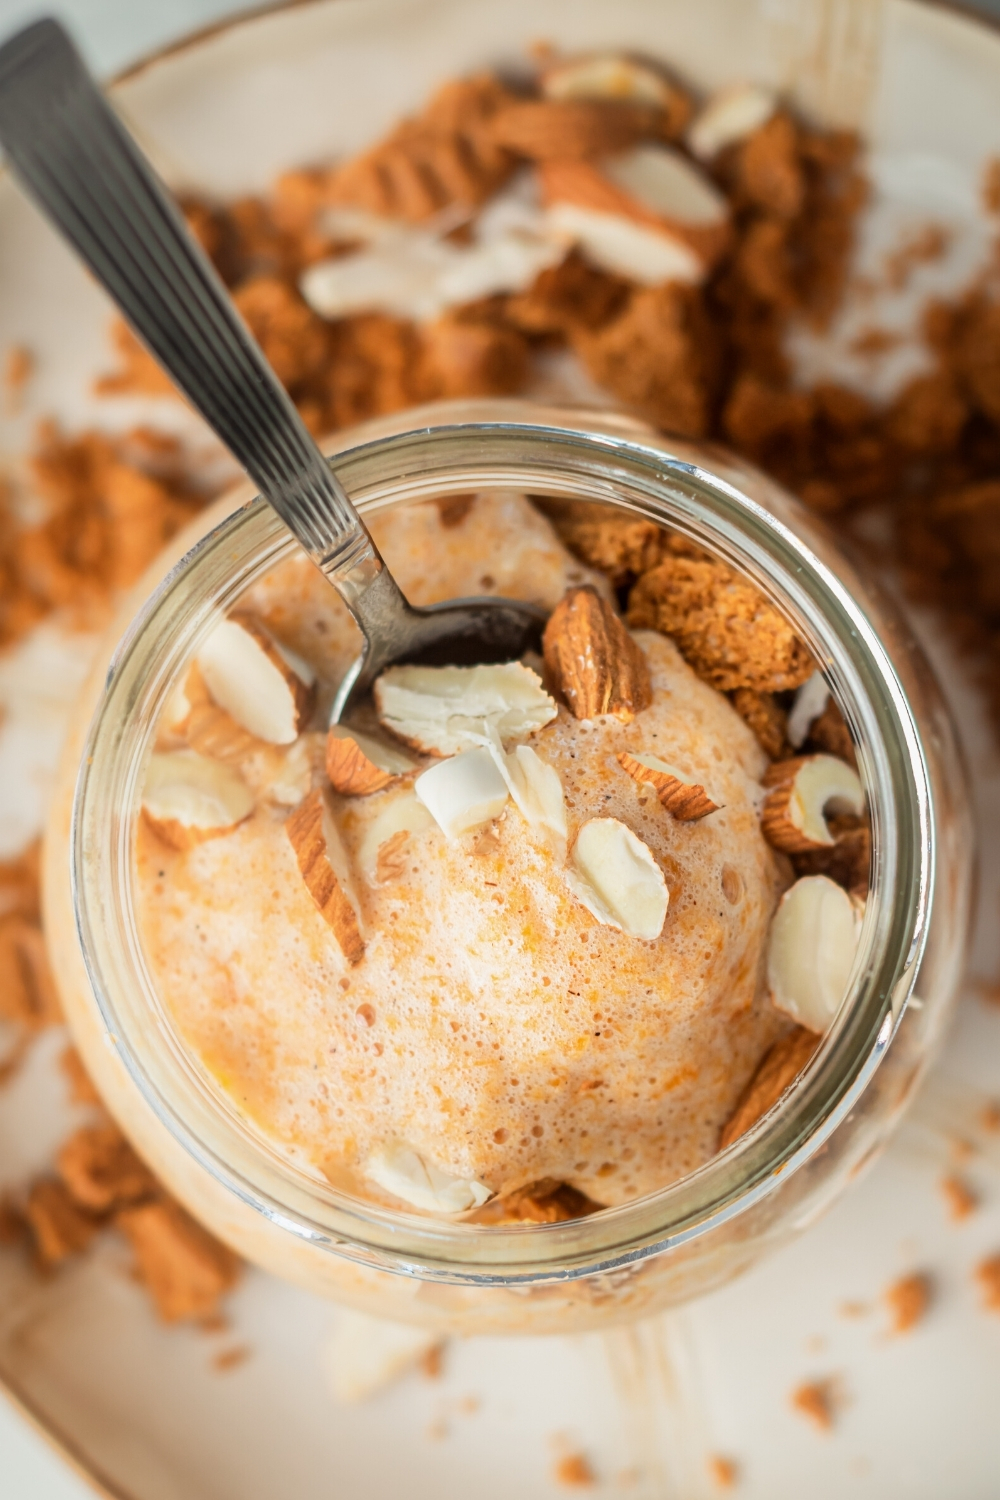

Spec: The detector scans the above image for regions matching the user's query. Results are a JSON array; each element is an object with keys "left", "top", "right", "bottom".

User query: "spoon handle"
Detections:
[{"left": 0, "top": 19, "right": 400, "bottom": 616}]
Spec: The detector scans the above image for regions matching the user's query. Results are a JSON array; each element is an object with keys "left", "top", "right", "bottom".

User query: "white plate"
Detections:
[{"left": 2, "top": 2, "right": 1000, "bottom": 1496}]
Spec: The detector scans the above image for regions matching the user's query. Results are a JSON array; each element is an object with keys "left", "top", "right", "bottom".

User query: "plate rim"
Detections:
[{"left": 0, "top": 0, "right": 998, "bottom": 1493}]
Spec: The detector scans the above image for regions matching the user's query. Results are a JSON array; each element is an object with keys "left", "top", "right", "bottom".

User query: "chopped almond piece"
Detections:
[
  {"left": 285, "top": 790, "right": 365, "bottom": 964},
  {"left": 628, "top": 553, "right": 814, "bottom": 693},
  {"left": 541, "top": 54, "right": 690, "bottom": 139},
  {"left": 768, "top": 875, "right": 862, "bottom": 1032},
  {"left": 543, "top": 586, "right": 651, "bottom": 722},
  {"left": 975, "top": 1253, "right": 1000, "bottom": 1313},
  {"left": 115, "top": 1197, "right": 241, "bottom": 1323},
  {"left": 719, "top": 1026, "right": 818, "bottom": 1148},
  {"left": 885, "top": 1271, "right": 933, "bottom": 1335},
  {"left": 617, "top": 750, "right": 719, "bottom": 820},
  {"left": 940, "top": 1174, "right": 978, "bottom": 1221},
  {"left": 24, "top": 1179, "right": 98, "bottom": 1267},
  {"left": 761, "top": 754, "right": 864, "bottom": 854},
  {"left": 414, "top": 747, "right": 509, "bottom": 840},
  {"left": 567, "top": 818, "right": 668, "bottom": 939},
  {"left": 326, "top": 726, "right": 415, "bottom": 796},
  {"left": 197, "top": 615, "right": 315, "bottom": 745},
  {"left": 375, "top": 661, "right": 556, "bottom": 756},
  {"left": 142, "top": 750, "right": 255, "bottom": 850},
  {"left": 57, "top": 1123, "right": 158, "bottom": 1214},
  {"left": 541, "top": 147, "right": 730, "bottom": 282},
  {"left": 790, "top": 1378, "right": 837, "bottom": 1431},
  {"left": 687, "top": 83, "right": 776, "bottom": 160}
]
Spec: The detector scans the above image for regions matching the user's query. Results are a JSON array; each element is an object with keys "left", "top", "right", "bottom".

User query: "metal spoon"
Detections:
[{"left": 0, "top": 19, "right": 545, "bottom": 720}]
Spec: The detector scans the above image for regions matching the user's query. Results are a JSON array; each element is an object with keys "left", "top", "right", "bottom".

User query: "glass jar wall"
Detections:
[{"left": 43, "top": 401, "right": 972, "bottom": 1334}]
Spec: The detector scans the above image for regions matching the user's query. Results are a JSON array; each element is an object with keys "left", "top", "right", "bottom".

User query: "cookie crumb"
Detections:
[
  {"left": 940, "top": 1174, "right": 978, "bottom": 1222},
  {"left": 790, "top": 1378, "right": 838, "bottom": 1431},
  {"left": 884, "top": 1270, "right": 933, "bottom": 1334},
  {"left": 57, "top": 1122, "right": 158, "bottom": 1214},
  {"left": 975, "top": 1252, "right": 1000, "bottom": 1313},
  {"left": 838, "top": 1300, "right": 868, "bottom": 1319},
  {"left": 707, "top": 1453, "right": 738, "bottom": 1488},
  {"left": 419, "top": 1342, "right": 445, "bottom": 1379},
  {"left": 24, "top": 1179, "right": 98, "bottom": 1267},
  {"left": 212, "top": 1344, "right": 251, "bottom": 1372},
  {"left": 554, "top": 1453, "right": 596, "bottom": 1488},
  {"left": 3, "top": 344, "right": 34, "bottom": 411},
  {"left": 979, "top": 1101, "right": 1000, "bottom": 1133},
  {"left": 115, "top": 1197, "right": 240, "bottom": 1323}
]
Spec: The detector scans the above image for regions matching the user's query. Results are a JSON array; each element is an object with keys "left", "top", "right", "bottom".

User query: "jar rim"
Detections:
[{"left": 72, "top": 402, "right": 932, "bottom": 1285}]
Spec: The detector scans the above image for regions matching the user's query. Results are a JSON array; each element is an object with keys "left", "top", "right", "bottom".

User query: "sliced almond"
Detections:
[
  {"left": 181, "top": 662, "right": 262, "bottom": 764},
  {"left": 197, "top": 615, "right": 315, "bottom": 746},
  {"left": 142, "top": 750, "right": 254, "bottom": 850},
  {"left": 767, "top": 874, "right": 862, "bottom": 1032},
  {"left": 326, "top": 727, "right": 416, "bottom": 797},
  {"left": 567, "top": 817, "right": 668, "bottom": 939},
  {"left": 543, "top": 586, "right": 651, "bottom": 723},
  {"left": 541, "top": 53, "right": 682, "bottom": 112},
  {"left": 686, "top": 82, "right": 777, "bottom": 161},
  {"left": 786, "top": 670, "right": 831, "bottom": 749},
  {"left": 503, "top": 744, "right": 567, "bottom": 841},
  {"left": 285, "top": 789, "right": 364, "bottom": 964},
  {"left": 761, "top": 754, "right": 864, "bottom": 854},
  {"left": 374, "top": 661, "right": 556, "bottom": 757},
  {"left": 356, "top": 789, "right": 435, "bottom": 885},
  {"left": 545, "top": 201, "right": 706, "bottom": 284},
  {"left": 719, "top": 1025, "right": 820, "bottom": 1149},
  {"left": 414, "top": 747, "right": 509, "bottom": 840},
  {"left": 540, "top": 145, "right": 730, "bottom": 283},
  {"left": 364, "top": 1140, "right": 492, "bottom": 1215},
  {"left": 617, "top": 750, "right": 719, "bottom": 820}
]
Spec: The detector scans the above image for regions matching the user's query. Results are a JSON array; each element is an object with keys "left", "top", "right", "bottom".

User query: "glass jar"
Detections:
[{"left": 43, "top": 399, "right": 972, "bottom": 1335}]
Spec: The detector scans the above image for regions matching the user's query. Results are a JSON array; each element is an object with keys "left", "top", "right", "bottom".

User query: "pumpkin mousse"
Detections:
[{"left": 134, "top": 492, "right": 866, "bottom": 1218}]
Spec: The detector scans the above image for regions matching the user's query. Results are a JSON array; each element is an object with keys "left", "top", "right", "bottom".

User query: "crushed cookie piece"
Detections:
[
  {"left": 433, "top": 494, "right": 476, "bottom": 528},
  {"left": 59, "top": 1045, "right": 104, "bottom": 1108},
  {"left": 421, "top": 309, "right": 528, "bottom": 398},
  {"left": 533, "top": 497, "right": 662, "bottom": 584},
  {"left": 478, "top": 1180, "right": 601, "bottom": 1224},
  {"left": 729, "top": 687, "right": 788, "bottom": 759},
  {"left": 730, "top": 113, "right": 805, "bottom": 219},
  {"left": 940, "top": 1175, "right": 978, "bottom": 1222},
  {"left": 627, "top": 553, "right": 813, "bottom": 693},
  {"left": 0, "top": 841, "right": 40, "bottom": 924},
  {"left": 330, "top": 75, "right": 515, "bottom": 221},
  {"left": 719, "top": 1026, "right": 818, "bottom": 1149},
  {"left": 95, "top": 320, "right": 178, "bottom": 397},
  {"left": 804, "top": 696, "right": 856, "bottom": 767},
  {"left": 0, "top": 916, "right": 61, "bottom": 1030},
  {"left": 554, "top": 1453, "right": 596, "bottom": 1488},
  {"left": 883, "top": 223, "right": 950, "bottom": 291},
  {"left": 506, "top": 252, "right": 629, "bottom": 339},
  {"left": 707, "top": 1454, "right": 738, "bottom": 1489},
  {"left": 24, "top": 1179, "right": 99, "bottom": 1267},
  {"left": 115, "top": 1197, "right": 241, "bottom": 1323},
  {"left": 489, "top": 97, "right": 666, "bottom": 161},
  {"left": 791, "top": 814, "right": 870, "bottom": 897},
  {"left": 574, "top": 282, "right": 720, "bottom": 437},
  {"left": 884, "top": 1271, "right": 933, "bottom": 1335},
  {"left": 790, "top": 1378, "right": 838, "bottom": 1431},
  {"left": 57, "top": 1123, "right": 158, "bottom": 1214},
  {"left": 0, "top": 1196, "right": 26, "bottom": 1247}
]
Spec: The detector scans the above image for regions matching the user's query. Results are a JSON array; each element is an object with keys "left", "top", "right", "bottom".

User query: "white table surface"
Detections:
[{"left": 1, "top": 0, "right": 1000, "bottom": 1495}]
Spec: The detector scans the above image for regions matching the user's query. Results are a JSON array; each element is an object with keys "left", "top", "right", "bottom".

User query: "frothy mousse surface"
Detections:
[{"left": 136, "top": 494, "right": 790, "bottom": 1211}]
